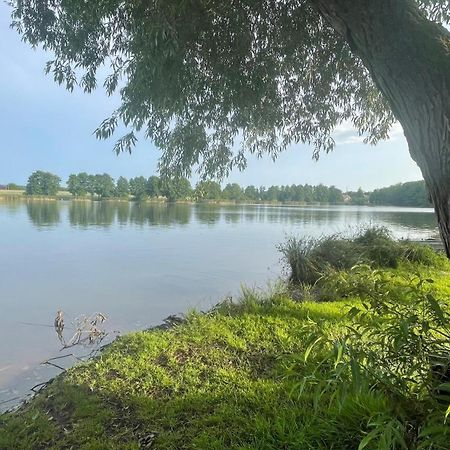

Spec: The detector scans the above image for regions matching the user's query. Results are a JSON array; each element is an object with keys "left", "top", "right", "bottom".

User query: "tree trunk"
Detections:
[{"left": 313, "top": 0, "right": 450, "bottom": 257}]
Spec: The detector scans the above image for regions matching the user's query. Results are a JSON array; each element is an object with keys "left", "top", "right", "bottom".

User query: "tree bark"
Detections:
[{"left": 313, "top": 0, "right": 450, "bottom": 256}]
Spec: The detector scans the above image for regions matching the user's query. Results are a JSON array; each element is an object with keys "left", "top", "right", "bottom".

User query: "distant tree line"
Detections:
[
  {"left": 25, "top": 170, "right": 348, "bottom": 203},
  {"left": 195, "top": 181, "right": 345, "bottom": 203},
  {"left": 66, "top": 173, "right": 192, "bottom": 201},
  {"left": 369, "top": 181, "right": 430, "bottom": 207},
  {"left": 19, "top": 171, "right": 430, "bottom": 207},
  {"left": 0, "top": 183, "right": 25, "bottom": 190}
]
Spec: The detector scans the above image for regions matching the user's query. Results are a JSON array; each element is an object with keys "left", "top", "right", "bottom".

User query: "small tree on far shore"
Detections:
[
  {"left": 116, "top": 176, "right": 130, "bottom": 198},
  {"left": 94, "top": 174, "right": 116, "bottom": 199},
  {"left": 26, "top": 171, "right": 60, "bottom": 196},
  {"left": 129, "top": 176, "right": 148, "bottom": 200},
  {"left": 161, "top": 177, "right": 192, "bottom": 202},
  {"left": 147, "top": 176, "right": 161, "bottom": 198},
  {"left": 194, "top": 180, "right": 222, "bottom": 201}
]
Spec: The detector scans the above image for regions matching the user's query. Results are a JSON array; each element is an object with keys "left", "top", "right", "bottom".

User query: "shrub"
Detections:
[
  {"left": 277, "top": 236, "right": 321, "bottom": 285},
  {"left": 290, "top": 268, "right": 450, "bottom": 449},
  {"left": 400, "top": 240, "right": 446, "bottom": 267},
  {"left": 279, "top": 227, "right": 444, "bottom": 287},
  {"left": 353, "top": 227, "right": 403, "bottom": 268},
  {"left": 310, "top": 236, "right": 362, "bottom": 270}
]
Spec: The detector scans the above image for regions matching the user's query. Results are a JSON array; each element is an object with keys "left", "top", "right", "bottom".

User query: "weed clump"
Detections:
[
  {"left": 277, "top": 236, "right": 320, "bottom": 285},
  {"left": 400, "top": 239, "right": 444, "bottom": 266},
  {"left": 353, "top": 227, "right": 403, "bottom": 268},
  {"left": 311, "top": 235, "right": 362, "bottom": 270},
  {"left": 279, "top": 227, "right": 447, "bottom": 288}
]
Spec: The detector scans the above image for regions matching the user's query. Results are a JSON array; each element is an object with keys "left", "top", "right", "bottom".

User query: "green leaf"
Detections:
[
  {"left": 334, "top": 342, "right": 344, "bottom": 369},
  {"left": 358, "top": 428, "right": 380, "bottom": 450},
  {"left": 426, "top": 293, "right": 446, "bottom": 323},
  {"left": 347, "top": 306, "right": 361, "bottom": 318},
  {"left": 437, "top": 383, "right": 450, "bottom": 393},
  {"left": 350, "top": 358, "right": 362, "bottom": 391},
  {"left": 304, "top": 337, "right": 323, "bottom": 363}
]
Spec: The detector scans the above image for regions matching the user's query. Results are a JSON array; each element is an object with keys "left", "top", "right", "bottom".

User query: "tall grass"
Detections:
[
  {"left": 289, "top": 267, "right": 450, "bottom": 449},
  {"left": 277, "top": 236, "right": 319, "bottom": 285},
  {"left": 279, "top": 227, "right": 446, "bottom": 288},
  {"left": 0, "top": 190, "right": 24, "bottom": 199}
]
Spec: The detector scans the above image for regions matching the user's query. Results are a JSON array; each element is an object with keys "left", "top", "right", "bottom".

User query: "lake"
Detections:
[{"left": 0, "top": 199, "right": 438, "bottom": 409}]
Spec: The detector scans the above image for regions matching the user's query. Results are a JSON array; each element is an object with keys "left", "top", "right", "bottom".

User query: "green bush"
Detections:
[
  {"left": 279, "top": 227, "right": 444, "bottom": 287},
  {"left": 353, "top": 227, "right": 403, "bottom": 268},
  {"left": 290, "top": 267, "right": 450, "bottom": 449},
  {"left": 310, "top": 236, "right": 362, "bottom": 270},
  {"left": 400, "top": 240, "right": 446, "bottom": 266},
  {"left": 277, "top": 236, "right": 321, "bottom": 285}
]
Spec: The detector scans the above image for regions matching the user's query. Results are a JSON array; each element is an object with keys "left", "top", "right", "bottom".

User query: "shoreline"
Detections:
[
  {"left": 0, "top": 190, "right": 436, "bottom": 208},
  {"left": 0, "top": 314, "right": 187, "bottom": 414}
]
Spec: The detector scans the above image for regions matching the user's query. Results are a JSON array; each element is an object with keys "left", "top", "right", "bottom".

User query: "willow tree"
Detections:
[{"left": 10, "top": 1, "right": 450, "bottom": 252}]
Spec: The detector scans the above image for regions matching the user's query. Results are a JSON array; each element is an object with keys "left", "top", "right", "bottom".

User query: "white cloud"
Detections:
[
  {"left": 333, "top": 121, "right": 405, "bottom": 146},
  {"left": 333, "top": 121, "right": 364, "bottom": 145}
]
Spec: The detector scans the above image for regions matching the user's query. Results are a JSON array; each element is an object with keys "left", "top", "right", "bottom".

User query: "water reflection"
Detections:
[
  {"left": 129, "top": 202, "right": 191, "bottom": 226},
  {"left": 262, "top": 206, "right": 345, "bottom": 225},
  {"left": 18, "top": 199, "right": 438, "bottom": 235},
  {"left": 192, "top": 204, "right": 438, "bottom": 235},
  {"left": 26, "top": 200, "right": 60, "bottom": 227},
  {"left": 63, "top": 201, "right": 194, "bottom": 227},
  {"left": 194, "top": 204, "right": 222, "bottom": 225},
  {"left": 375, "top": 211, "right": 437, "bottom": 231},
  {"left": 117, "top": 202, "right": 130, "bottom": 225},
  {"left": 0, "top": 197, "right": 22, "bottom": 215},
  {"left": 69, "top": 201, "right": 96, "bottom": 227}
]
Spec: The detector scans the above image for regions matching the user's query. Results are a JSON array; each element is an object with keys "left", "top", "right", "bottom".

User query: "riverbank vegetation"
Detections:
[
  {"left": 2, "top": 172, "right": 431, "bottom": 207},
  {"left": 1, "top": 229, "right": 450, "bottom": 449},
  {"left": 369, "top": 181, "right": 430, "bottom": 207}
]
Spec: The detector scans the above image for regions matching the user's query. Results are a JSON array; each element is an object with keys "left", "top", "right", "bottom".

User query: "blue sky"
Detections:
[{"left": 0, "top": 4, "right": 423, "bottom": 190}]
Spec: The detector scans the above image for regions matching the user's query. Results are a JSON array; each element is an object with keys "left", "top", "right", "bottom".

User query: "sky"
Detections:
[{"left": 0, "top": 3, "right": 423, "bottom": 191}]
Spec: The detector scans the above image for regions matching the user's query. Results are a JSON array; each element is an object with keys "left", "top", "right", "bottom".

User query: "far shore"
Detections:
[{"left": 0, "top": 189, "right": 435, "bottom": 208}]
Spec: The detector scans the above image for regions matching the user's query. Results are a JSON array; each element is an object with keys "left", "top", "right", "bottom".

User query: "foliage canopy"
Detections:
[
  {"left": 10, "top": 1, "right": 449, "bottom": 179},
  {"left": 26, "top": 170, "right": 60, "bottom": 196}
]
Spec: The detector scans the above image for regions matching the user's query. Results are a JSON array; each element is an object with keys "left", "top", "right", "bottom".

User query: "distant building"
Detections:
[{"left": 342, "top": 193, "right": 352, "bottom": 203}]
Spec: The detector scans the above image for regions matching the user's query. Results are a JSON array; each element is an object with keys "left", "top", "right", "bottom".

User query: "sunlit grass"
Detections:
[{"left": 0, "top": 190, "right": 24, "bottom": 198}]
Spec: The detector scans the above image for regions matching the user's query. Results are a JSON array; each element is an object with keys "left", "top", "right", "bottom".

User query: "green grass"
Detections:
[
  {"left": 0, "top": 190, "right": 74, "bottom": 201},
  {"left": 1, "top": 260, "right": 450, "bottom": 449},
  {"left": 0, "top": 190, "right": 25, "bottom": 198},
  {"left": 0, "top": 296, "right": 346, "bottom": 449}
]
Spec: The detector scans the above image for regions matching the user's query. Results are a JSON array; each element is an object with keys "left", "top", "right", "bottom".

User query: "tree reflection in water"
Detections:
[
  {"left": 26, "top": 200, "right": 60, "bottom": 227},
  {"left": 21, "top": 200, "right": 438, "bottom": 235}
]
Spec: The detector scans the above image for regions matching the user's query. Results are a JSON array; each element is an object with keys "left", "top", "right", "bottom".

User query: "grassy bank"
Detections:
[
  {"left": 0, "top": 190, "right": 73, "bottom": 201},
  {"left": 0, "top": 296, "right": 348, "bottom": 449},
  {"left": 2, "top": 233, "right": 450, "bottom": 449},
  {"left": 0, "top": 189, "right": 25, "bottom": 199},
  {"left": 0, "top": 189, "right": 438, "bottom": 208},
  {"left": 0, "top": 190, "right": 330, "bottom": 205}
]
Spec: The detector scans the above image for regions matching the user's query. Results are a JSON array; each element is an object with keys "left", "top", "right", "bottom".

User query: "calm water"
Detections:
[{"left": 0, "top": 199, "right": 438, "bottom": 408}]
